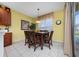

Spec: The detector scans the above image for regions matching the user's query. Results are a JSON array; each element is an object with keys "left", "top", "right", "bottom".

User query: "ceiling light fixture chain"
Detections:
[
  {"left": 37, "top": 8, "right": 40, "bottom": 18},
  {"left": 36, "top": 8, "right": 40, "bottom": 23}
]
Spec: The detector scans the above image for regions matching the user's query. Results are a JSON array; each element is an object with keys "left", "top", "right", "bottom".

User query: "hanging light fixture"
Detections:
[{"left": 36, "top": 8, "right": 40, "bottom": 23}]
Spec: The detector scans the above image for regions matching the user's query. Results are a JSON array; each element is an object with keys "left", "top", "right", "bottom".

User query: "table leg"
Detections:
[
  {"left": 28, "top": 39, "right": 30, "bottom": 48},
  {"left": 34, "top": 34, "right": 36, "bottom": 51},
  {"left": 40, "top": 34, "right": 43, "bottom": 50}
]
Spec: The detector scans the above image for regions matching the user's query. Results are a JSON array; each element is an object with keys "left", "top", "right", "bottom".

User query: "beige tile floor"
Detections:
[{"left": 4, "top": 40, "right": 67, "bottom": 57}]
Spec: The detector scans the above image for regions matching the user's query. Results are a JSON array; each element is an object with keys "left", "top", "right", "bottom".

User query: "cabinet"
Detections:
[
  {"left": 4, "top": 33, "right": 12, "bottom": 47},
  {"left": 0, "top": 5, "right": 11, "bottom": 26},
  {"left": 0, "top": 7, "right": 4, "bottom": 25}
]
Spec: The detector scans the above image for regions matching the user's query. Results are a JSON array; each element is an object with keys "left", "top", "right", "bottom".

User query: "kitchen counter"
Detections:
[{"left": 0, "top": 30, "right": 7, "bottom": 57}]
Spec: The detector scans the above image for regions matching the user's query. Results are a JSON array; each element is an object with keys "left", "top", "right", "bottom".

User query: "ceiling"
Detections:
[{"left": 1, "top": 2, "right": 65, "bottom": 17}]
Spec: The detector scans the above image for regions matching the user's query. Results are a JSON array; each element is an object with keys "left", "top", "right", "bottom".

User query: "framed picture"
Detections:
[{"left": 21, "top": 20, "right": 29, "bottom": 30}]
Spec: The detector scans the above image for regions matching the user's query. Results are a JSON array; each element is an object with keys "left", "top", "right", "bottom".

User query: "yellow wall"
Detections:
[
  {"left": 9, "top": 10, "right": 35, "bottom": 43},
  {"left": 53, "top": 10, "right": 64, "bottom": 42}
]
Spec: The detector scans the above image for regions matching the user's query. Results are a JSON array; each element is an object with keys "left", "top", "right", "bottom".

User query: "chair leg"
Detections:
[
  {"left": 28, "top": 39, "right": 31, "bottom": 48},
  {"left": 34, "top": 47, "right": 36, "bottom": 51},
  {"left": 28, "top": 41, "right": 30, "bottom": 48},
  {"left": 28, "top": 44, "right": 30, "bottom": 48},
  {"left": 41, "top": 35, "right": 43, "bottom": 50},
  {"left": 51, "top": 39, "right": 53, "bottom": 46},
  {"left": 49, "top": 41, "right": 51, "bottom": 49},
  {"left": 25, "top": 41, "right": 28, "bottom": 46},
  {"left": 25, "top": 39, "right": 27, "bottom": 46},
  {"left": 34, "top": 43, "right": 36, "bottom": 51},
  {"left": 25, "top": 39, "right": 26, "bottom": 45},
  {"left": 34, "top": 34, "right": 36, "bottom": 51}
]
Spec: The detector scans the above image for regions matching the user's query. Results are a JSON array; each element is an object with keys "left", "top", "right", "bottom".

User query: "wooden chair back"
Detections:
[
  {"left": 40, "top": 30, "right": 48, "bottom": 32},
  {"left": 49, "top": 31, "right": 54, "bottom": 41},
  {"left": 24, "top": 31, "right": 29, "bottom": 39}
]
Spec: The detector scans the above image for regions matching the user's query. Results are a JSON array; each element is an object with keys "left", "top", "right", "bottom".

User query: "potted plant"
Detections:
[{"left": 30, "top": 23, "right": 36, "bottom": 30}]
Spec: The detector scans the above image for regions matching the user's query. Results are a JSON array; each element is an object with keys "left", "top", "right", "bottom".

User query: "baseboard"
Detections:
[
  {"left": 53, "top": 40, "right": 64, "bottom": 43},
  {"left": 12, "top": 39, "right": 24, "bottom": 44}
]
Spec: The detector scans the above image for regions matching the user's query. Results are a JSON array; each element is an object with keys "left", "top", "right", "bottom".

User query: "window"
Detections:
[
  {"left": 75, "top": 11, "right": 79, "bottom": 30},
  {"left": 38, "top": 18, "right": 53, "bottom": 31}
]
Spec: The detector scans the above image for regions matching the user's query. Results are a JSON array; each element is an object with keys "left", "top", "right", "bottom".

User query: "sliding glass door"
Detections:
[
  {"left": 74, "top": 3, "right": 79, "bottom": 57},
  {"left": 71, "top": 2, "right": 79, "bottom": 57}
]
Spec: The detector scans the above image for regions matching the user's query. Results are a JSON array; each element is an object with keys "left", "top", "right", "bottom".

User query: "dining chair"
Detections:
[
  {"left": 24, "top": 31, "right": 34, "bottom": 48},
  {"left": 44, "top": 31, "right": 54, "bottom": 49},
  {"left": 24, "top": 31, "right": 29, "bottom": 45},
  {"left": 49, "top": 31, "right": 54, "bottom": 45},
  {"left": 40, "top": 30, "right": 49, "bottom": 43},
  {"left": 27, "top": 31, "right": 34, "bottom": 48},
  {"left": 24, "top": 31, "right": 41, "bottom": 51},
  {"left": 28, "top": 31, "right": 38, "bottom": 51}
]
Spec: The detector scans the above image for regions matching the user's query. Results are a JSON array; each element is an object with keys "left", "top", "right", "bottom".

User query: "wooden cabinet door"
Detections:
[
  {"left": 7, "top": 12, "right": 11, "bottom": 26},
  {"left": 0, "top": 13, "right": 2, "bottom": 25},
  {"left": 0, "top": 7, "right": 11, "bottom": 26},
  {"left": 0, "top": 7, "right": 5, "bottom": 25},
  {"left": 1, "top": 9, "right": 7, "bottom": 25},
  {"left": 0, "top": 8, "right": 2, "bottom": 25},
  {"left": 4, "top": 8, "right": 11, "bottom": 26},
  {"left": 4, "top": 33, "right": 12, "bottom": 47}
]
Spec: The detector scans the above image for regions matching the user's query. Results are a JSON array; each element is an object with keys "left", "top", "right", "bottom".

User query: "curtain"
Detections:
[
  {"left": 38, "top": 12, "right": 53, "bottom": 20},
  {"left": 37, "top": 12, "right": 53, "bottom": 31},
  {"left": 64, "top": 2, "right": 72, "bottom": 56},
  {"left": 38, "top": 18, "right": 53, "bottom": 31}
]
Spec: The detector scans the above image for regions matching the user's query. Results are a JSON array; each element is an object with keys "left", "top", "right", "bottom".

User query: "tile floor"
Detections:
[{"left": 4, "top": 40, "right": 67, "bottom": 57}]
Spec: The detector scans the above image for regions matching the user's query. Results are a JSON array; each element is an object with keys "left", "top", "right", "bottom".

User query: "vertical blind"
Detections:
[
  {"left": 75, "top": 11, "right": 79, "bottom": 25},
  {"left": 38, "top": 18, "right": 53, "bottom": 31}
]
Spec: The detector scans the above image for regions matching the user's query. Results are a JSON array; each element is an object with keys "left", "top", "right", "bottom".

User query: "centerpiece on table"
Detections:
[{"left": 30, "top": 23, "right": 36, "bottom": 31}]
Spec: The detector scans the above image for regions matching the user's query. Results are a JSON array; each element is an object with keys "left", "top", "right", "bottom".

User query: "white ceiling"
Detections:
[{"left": 1, "top": 2, "right": 65, "bottom": 17}]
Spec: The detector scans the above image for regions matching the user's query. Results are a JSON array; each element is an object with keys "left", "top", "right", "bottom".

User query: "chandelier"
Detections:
[{"left": 36, "top": 8, "right": 40, "bottom": 23}]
